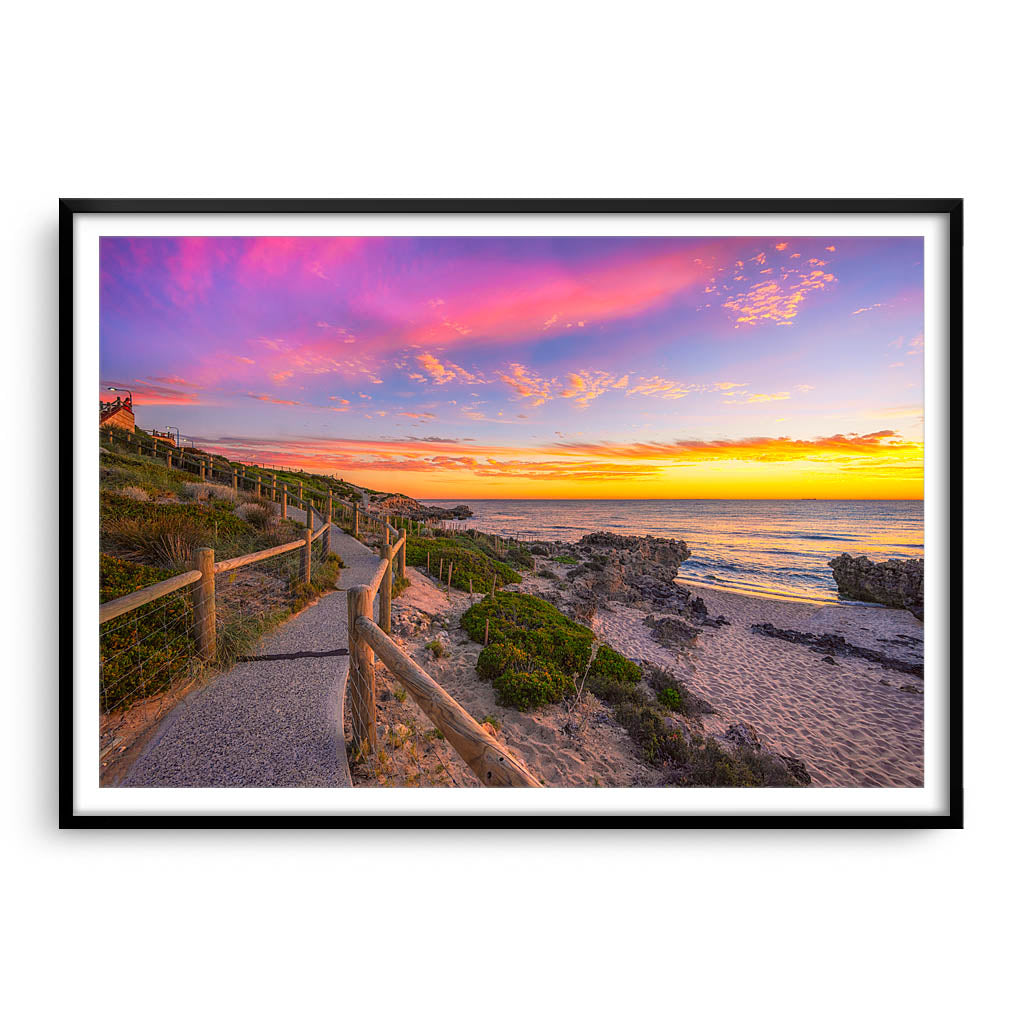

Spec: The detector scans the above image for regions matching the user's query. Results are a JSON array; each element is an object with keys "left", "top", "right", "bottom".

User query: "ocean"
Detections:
[{"left": 422, "top": 499, "right": 924, "bottom": 604}]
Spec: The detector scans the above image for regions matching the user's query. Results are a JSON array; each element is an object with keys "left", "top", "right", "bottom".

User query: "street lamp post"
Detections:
[{"left": 106, "top": 385, "right": 133, "bottom": 406}]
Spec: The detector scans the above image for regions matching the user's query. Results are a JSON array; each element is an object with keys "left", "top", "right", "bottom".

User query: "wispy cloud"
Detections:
[
  {"left": 626, "top": 375, "right": 694, "bottom": 400},
  {"left": 723, "top": 268, "right": 837, "bottom": 327},
  {"left": 414, "top": 352, "right": 481, "bottom": 385},
  {"left": 496, "top": 363, "right": 558, "bottom": 406}
]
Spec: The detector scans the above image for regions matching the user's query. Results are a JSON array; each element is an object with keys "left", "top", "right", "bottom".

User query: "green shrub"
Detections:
[
  {"left": 554, "top": 554, "right": 578, "bottom": 565},
  {"left": 461, "top": 592, "right": 635, "bottom": 710},
  {"left": 494, "top": 668, "right": 572, "bottom": 710},
  {"left": 476, "top": 642, "right": 531, "bottom": 680},
  {"left": 425, "top": 639, "right": 448, "bottom": 659},
  {"left": 462, "top": 593, "right": 593, "bottom": 677},
  {"left": 406, "top": 536, "right": 521, "bottom": 593},
  {"left": 592, "top": 644, "right": 641, "bottom": 683},
  {"left": 100, "top": 551, "right": 174, "bottom": 601},
  {"left": 587, "top": 675, "right": 640, "bottom": 705},
  {"left": 658, "top": 687, "right": 682, "bottom": 710},
  {"left": 644, "top": 663, "right": 715, "bottom": 717},
  {"left": 99, "top": 553, "right": 197, "bottom": 711}
]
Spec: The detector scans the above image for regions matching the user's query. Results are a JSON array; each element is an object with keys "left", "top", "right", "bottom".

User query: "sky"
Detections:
[{"left": 100, "top": 235, "right": 924, "bottom": 499}]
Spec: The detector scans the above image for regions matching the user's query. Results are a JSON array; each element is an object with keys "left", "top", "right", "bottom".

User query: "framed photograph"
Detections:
[{"left": 62, "top": 198, "right": 962, "bottom": 826}]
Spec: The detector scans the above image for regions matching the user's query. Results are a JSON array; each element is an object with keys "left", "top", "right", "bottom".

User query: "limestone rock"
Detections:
[
  {"left": 829, "top": 553, "right": 924, "bottom": 619},
  {"left": 723, "top": 721, "right": 762, "bottom": 750}
]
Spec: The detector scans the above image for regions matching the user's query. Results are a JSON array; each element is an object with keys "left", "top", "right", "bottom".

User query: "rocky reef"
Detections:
[
  {"left": 751, "top": 622, "right": 924, "bottom": 678},
  {"left": 829, "top": 553, "right": 924, "bottom": 619},
  {"left": 373, "top": 493, "right": 473, "bottom": 521},
  {"left": 549, "top": 532, "right": 717, "bottom": 625}
]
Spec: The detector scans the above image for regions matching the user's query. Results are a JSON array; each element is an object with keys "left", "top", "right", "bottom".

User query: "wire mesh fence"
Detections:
[{"left": 99, "top": 580, "right": 207, "bottom": 716}]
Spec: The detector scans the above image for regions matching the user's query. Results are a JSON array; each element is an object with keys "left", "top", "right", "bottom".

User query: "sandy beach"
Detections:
[
  {"left": 591, "top": 586, "right": 923, "bottom": 787},
  {"left": 353, "top": 550, "right": 924, "bottom": 789}
]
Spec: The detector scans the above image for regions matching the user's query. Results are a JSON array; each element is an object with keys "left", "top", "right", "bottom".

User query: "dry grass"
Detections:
[
  {"left": 181, "top": 482, "right": 236, "bottom": 502},
  {"left": 104, "top": 518, "right": 207, "bottom": 570},
  {"left": 120, "top": 485, "right": 151, "bottom": 502},
  {"left": 235, "top": 501, "right": 274, "bottom": 528}
]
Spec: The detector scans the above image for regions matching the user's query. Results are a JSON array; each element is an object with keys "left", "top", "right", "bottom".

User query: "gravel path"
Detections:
[{"left": 123, "top": 508, "right": 385, "bottom": 788}]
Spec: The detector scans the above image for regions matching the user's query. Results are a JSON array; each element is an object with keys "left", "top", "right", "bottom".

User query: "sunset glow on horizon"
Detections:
[{"left": 100, "top": 235, "right": 924, "bottom": 499}]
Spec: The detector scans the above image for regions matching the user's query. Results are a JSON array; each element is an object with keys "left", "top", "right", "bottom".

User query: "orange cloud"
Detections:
[
  {"left": 246, "top": 393, "right": 302, "bottom": 406},
  {"left": 496, "top": 363, "right": 557, "bottom": 406},
  {"left": 103, "top": 380, "right": 202, "bottom": 406},
  {"left": 724, "top": 391, "right": 791, "bottom": 405},
  {"left": 554, "top": 430, "right": 922, "bottom": 465},
  {"left": 560, "top": 370, "right": 624, "bottom": 407},
  {"left": 193, "top": 427, "right": 923, "bottom": 499},
  {"left": 415, "top": 352, "right": 480, "bottom": 385},
  {"left": 625, "top": 376, "right": 694, "bottom": 400},
  {"left": 723, "top": 269, "right": 836, "bottom": 327}
]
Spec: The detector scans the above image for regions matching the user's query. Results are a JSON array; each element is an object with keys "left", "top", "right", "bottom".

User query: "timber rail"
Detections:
[{"left": 99, "top": 426, "right": 541, "bottom": 788}]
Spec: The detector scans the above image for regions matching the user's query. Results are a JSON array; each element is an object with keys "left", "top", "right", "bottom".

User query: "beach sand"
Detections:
[
  {"left": 355, "top": 564, "right": 924, "bottom": 789},
  {"left": 591, "top": 586, "right": 924, "bottom": 787}
]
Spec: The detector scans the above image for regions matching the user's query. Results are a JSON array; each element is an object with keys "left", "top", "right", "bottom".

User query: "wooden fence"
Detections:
[
  {"left": 100, "top": 428, "right": 341, "bottom": 648},
  {"left": 101, "top": 426, "right": 540, "bottom": 788},
  {"left": 345, "top": 530, "right": 541, "bottom": 789}
]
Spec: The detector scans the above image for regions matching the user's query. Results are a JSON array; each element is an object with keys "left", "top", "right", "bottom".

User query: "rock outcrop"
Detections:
[
  {"left": 558, "top": 533, "right": 709, "bottom": 620},
  {"left": 829, "top": 553, "right": 924, "bottom": 619},
  {"left": 372, "top": 493, "right": 473, "bottom": 521}
]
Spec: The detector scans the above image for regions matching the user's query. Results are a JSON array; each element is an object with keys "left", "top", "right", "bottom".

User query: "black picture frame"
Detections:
[{"left": 60, "top": 197, "right": 963, "bottom": 829}]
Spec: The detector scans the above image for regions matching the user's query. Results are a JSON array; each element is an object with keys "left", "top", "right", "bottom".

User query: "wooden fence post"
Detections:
[
  {"left": 192, "top": 547, "right": 216, "bottom": 661},
  {"left": 484, "top": 619, "right": 489, "bottom": 646},
  {"left": 298, "top": 480, "right": 303, "bottom": 503},
  {"left": 348, "top": 585, "right": 377, "bottom": 755},
  {"left": 271, "top": 474, "right": 277, "bottom": 502},
  {"left": 256, "top": 474, "right": 263, "bottom": 499},
  {"left": 232, "top": 468, "right": 238, "bottom": 491},
  {"left": 302, "top": 528, "right": 312, "bottom": 583},
  {"left": 380, "top": 539, "right": 393, "bottom": 634},
  {"left": 353, "top": 501, "right": 360, "bottom": 540},
  {"left": 399, "top": 528, "right": 406, "bottom": 579},
  {"left": 166, "top": 451, "right": 172, "bottom": 468},
  {"left": 281, "top": 484, "right": 288, "bottom": 519},
  {"left": 327, "top": 490, "right": 333, "bottom": 525},
  {"left": 200, "top": 462, "right": 206, "bottom": 482}
]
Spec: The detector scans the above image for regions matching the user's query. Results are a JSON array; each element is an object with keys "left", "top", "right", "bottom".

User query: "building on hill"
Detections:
[
  {"left": 150, "top": 429, "right": 177, "bottom": 447},
  {"left": 100, "top": 395, "right": 134, "bottom": 431}
]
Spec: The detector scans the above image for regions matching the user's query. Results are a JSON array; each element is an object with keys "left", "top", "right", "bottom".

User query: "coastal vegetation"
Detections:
[
  {"left": 461, "top": 591, "right": 639, "bottom": 711},
  {"left": 588, "top": 664, "right": 799, "bottom": 787},
  {"left": 405, "top": 534, "right": 522, "bottom": 593},
  {"left": 99, "top": 442, "right": 344, "bottom": 711}
]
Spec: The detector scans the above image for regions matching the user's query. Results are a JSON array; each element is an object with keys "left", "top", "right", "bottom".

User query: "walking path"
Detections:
[{"left": 123, "top": 509, "right": 383, "bottom": 788}]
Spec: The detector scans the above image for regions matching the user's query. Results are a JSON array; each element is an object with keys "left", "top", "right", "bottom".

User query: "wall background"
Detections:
[{"left": 3, "top": 3, "right": 1016, "bottom": 1022}]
